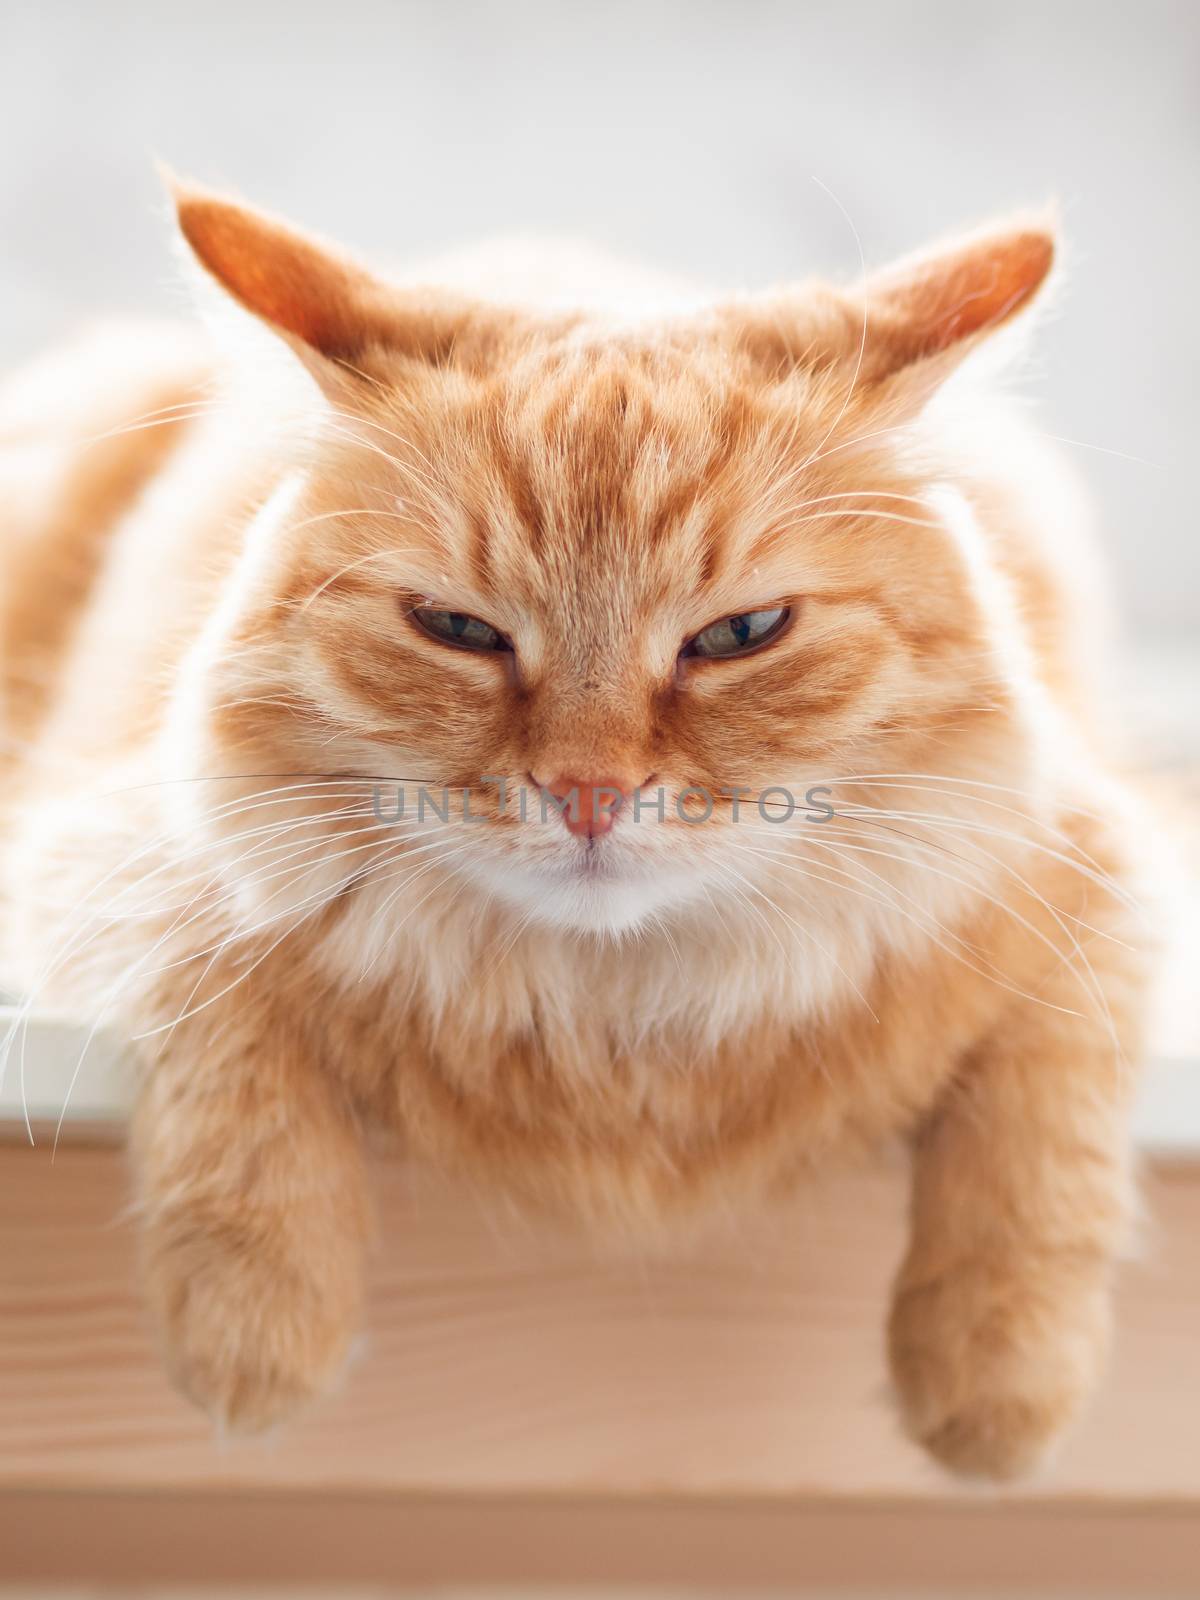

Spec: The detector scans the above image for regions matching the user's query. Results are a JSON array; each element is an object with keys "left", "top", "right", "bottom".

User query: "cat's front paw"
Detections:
[
  {"left": 888, "top": 1262, "right": 1108, "bottom": 1481},
  {"left": 143, "top": 1218, "right": 362, "bottom": 1433}
]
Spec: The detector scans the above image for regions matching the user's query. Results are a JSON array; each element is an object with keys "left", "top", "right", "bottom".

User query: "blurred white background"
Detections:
[{"left": 0, "top": 0, "right": 1195, "bottom": 638}]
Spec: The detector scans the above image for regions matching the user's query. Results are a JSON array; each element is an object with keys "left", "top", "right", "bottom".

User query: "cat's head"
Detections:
[{"left": 173, "top": 182, "right": 1056, "bottom": 937}]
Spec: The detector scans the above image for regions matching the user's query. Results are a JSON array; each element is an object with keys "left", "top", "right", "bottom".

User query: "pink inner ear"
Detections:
[
  {"left": 869, "top": 227, "right": 1055, "bottom": 373},
  {"left": 176, "top": 193, "right": 366, "bottom": 360},
  {"left": 173, "top": 184, "right": 516, "bottom": 378}
]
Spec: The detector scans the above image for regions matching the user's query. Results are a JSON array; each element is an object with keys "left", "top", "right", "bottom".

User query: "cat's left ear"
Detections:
[
  {"left": 167, "top": 175, "right": 485, "bottom": 395},
  {"left": 851, "top": 213, "right": 1057, "bottom": 395},
  {"left": 730, "top": 213, "right": 1057, "bottom": 410}
]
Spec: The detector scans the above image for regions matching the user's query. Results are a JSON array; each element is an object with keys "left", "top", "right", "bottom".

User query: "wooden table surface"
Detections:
[{"left": 4, "top": 1131, "right": 1199, "bottom": 1589}]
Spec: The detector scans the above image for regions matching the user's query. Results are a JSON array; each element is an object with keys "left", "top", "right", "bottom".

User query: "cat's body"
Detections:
[{"left": 0, "top": 192, "right": 1155, "bottom": 1478}]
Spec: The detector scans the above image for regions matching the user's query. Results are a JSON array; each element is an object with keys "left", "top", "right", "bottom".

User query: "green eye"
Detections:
[
  {"left": 412, "top": 606, "right": 512, "bottom": 653},
  {"left": 684, "top": 606, "right": 790, "bottom": 660}
]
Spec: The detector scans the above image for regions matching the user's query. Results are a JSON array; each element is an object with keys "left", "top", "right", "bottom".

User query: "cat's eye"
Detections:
[
  {"left": 411, "top": 606, "right": 512, "bottom": 654},
  {"left": 682, "top": 606, "right": 791, "bottom": 660}
]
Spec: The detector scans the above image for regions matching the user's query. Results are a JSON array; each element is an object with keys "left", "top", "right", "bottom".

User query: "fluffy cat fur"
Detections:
[{"left": 0, "top": 181, "right": 1156, "bottom": 1479}]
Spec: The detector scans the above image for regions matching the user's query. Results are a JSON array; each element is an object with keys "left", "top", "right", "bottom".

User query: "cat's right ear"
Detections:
[{"left": 166, "top": 174, "right": 482, "bottom": 396}]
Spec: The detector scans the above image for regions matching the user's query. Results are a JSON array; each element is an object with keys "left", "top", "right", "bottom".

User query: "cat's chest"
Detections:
[
  {"left": 317, "top": 909, "right": 942, "bottom": 1194},
  {"left": 325, "top": 899, "right": 872, "bottom": 1093},
  {"left": 301, "top": 887, "right": 997, "bottom": 1228}
]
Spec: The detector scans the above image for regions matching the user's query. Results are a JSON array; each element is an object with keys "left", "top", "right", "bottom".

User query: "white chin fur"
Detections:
[{"left": 464, "top": 853, "right": 707, "bottom": 935}]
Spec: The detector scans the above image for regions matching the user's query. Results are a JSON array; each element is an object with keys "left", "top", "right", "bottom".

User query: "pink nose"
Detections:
[{"left": 540, "top": 774, "right": 635, "bottom": 839}]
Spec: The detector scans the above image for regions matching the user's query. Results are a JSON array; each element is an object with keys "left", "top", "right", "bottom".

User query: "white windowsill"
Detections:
[{"left": 2, "top": 994, "right": 1197, "bottom": 1154}]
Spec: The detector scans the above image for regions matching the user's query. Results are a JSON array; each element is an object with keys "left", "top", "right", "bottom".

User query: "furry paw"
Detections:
[
  {"left": 888, "top": 1262, "right": 1107, "bottom": 1481},
  {"left": 143, "top": 1219, "right": 362, "bottom": 1433}
]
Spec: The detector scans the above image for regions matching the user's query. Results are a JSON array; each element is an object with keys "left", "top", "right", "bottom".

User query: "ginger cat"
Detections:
[{"left": 0, "top": 181, "right": 1155, "bottom": 1479}]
